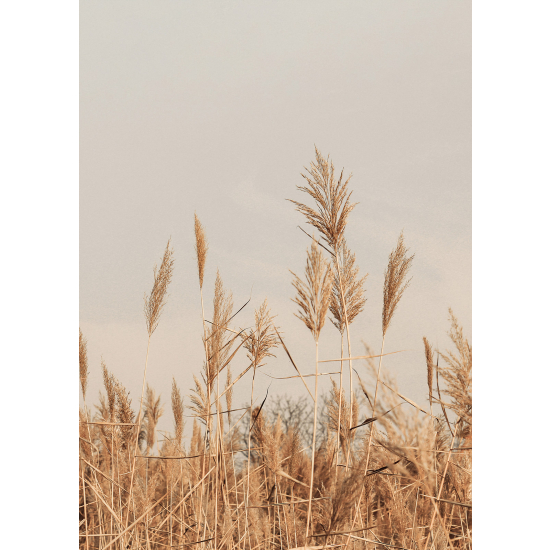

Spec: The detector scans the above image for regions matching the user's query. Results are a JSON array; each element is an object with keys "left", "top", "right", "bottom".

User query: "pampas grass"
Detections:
[{"left": 79, "top": 150, "right": 471, "bottom": 550}]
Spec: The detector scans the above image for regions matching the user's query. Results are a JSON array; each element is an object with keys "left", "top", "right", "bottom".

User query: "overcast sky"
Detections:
[{"left": 80, "top": 0, "right": 471, "bottom": 438}]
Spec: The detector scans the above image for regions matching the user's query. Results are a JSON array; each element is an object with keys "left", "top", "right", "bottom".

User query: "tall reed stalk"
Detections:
[
  {"left": 290, "top": 238, "right": 333, "bottom": 538},
  {"left": 345, "top": 231, "right": 413, "bottom": 548},
  {"left": 290, "top": 150, "right": 365, "bottom": 471},
  {"left": 126, "top": 239, "right": 174, "bottom": 532}
]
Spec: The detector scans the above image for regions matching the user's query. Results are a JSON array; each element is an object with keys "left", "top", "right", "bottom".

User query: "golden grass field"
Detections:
[{"left": 79, "top": 149, "right": 472, "bottom": 550}]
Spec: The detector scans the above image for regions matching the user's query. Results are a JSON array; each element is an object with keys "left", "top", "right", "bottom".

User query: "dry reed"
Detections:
[
  {"left": 291, "top": 237, "right": 333, "bottom": 539},
  {"left": 290, "top": 149, "right": 365, "bottom": 478},
  {"left": 79, "top": 150, "right": 471, "bottom": 550}
]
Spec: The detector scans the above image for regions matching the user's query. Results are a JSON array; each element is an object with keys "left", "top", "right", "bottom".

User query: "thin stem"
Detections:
[
  {"left": 334, "top": 252, "right": 355, "bottom": 472},
  {"left": 228, "top": 413, "right": 242, "bottom": 546},
  {"left": 244, "top": 366, "right": 257, "bottom": 550},
  {"left": 214, "top": 356, "right": 222, "bottom": 548},
  {"left": 430, "top": 401, "right": 438, "bottom": 496},
  {"left": 410, "top": 486, "right": 420, "bottom": 548},
  {"left": 305, "top": 340, "right": 320, "bottom": 539},
  {"left": 291, "top": 485, "right": 298, "bottom": 548},
  {"left": 197, "top": 286, "right": 210, "bottom": 544},
  {"left": 336, "top": 331, "right": 344, "bottom": 468}
]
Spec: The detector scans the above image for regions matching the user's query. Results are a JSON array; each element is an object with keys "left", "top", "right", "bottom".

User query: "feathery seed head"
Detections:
[
  {"left": 143, "top": 384, "right": 164, "bottom": 453},
  {"left": 206, "top": 271, "right": 234, "bottom": 387},
  {"left": 291, "top": 238, "right": 334, "bottom": 342},
  {"left": 243, "top": 299, "right": 279, "bottom": 368},
  {"left": 225, "top": 366, "right": 233, "bottom": 423},
  {"left": 382, "top": 232, "right": 414, "bottom": 336},
  {"left": 114, "top": 379, "right": 135, "bottom": 449},
  {"left": 439, "top": 309, "right": 472, "bottom": 430},
  {"left": 287, "top": 428, "right": 301, "bottom": 479},
  {"left": 171, "top": 378, "right": 185, "bottom": 448},
  {"left": 330, "top": 239, "right": 368, "bottom": 333},
  {"left": 290, "top": 147, "right": 357, "bottom": 253},
  {"left": 101, "top": 359, "right": 116, "bottom": 422},
  {"left": 194, "top": 213, "right": 208, "bottom": 289},
  {"left": 144, "top": 239, "right": 174, "bottom": 337},
  {"left": 189, "top": 374, "right": 209, "bottom": 426},
  {"left": 423, "top": 337, "right": 434, "bottom": 404}
]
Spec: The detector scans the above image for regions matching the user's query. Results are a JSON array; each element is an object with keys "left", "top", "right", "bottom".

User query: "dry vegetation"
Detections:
[{"left": 79, "top": 148, "right": 472, "bottom": 550}]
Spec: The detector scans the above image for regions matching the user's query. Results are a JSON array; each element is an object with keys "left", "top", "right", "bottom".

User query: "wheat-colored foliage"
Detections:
[
  {"left": 80, "top": 314, "right": 471, "bottom": 550},
  {"left": 79, "top": 152, "right": 470, "bottom": 550},
  {"left": 382, "top": 231, "right": 414, "bottom": 336}
]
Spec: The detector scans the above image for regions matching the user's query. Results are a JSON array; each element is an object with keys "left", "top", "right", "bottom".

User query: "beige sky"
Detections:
[{"left": 80, "top": 0, "right": 471, "bottom": 436}]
